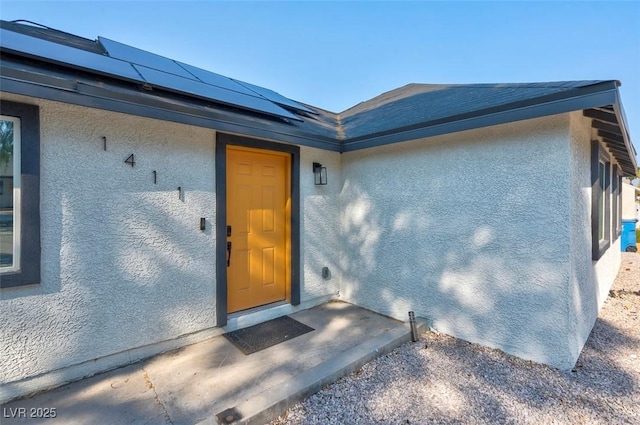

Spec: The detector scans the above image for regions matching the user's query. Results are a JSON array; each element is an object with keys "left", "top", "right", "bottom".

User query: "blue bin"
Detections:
[{"left": 621, "top": 219, "right": 638, "bottom": 252}]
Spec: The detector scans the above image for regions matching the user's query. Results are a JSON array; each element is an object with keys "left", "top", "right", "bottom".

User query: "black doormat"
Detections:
[{"left": 223, "top": 315, "right": 314, "bottom": 355}]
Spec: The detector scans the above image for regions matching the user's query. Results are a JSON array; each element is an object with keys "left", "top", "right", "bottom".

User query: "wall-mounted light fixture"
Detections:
[{"left": 313, "top": 162, "right": 327, "bottom": 185}]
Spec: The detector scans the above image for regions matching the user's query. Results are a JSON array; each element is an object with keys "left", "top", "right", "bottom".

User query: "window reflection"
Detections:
[{"left": 0, "top": 119, "right": 16, "bottom": 269}]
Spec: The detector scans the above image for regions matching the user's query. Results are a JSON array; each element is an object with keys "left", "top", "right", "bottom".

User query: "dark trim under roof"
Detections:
[{"left": 0, "top": 20, "right": 636, "bottom": 175}]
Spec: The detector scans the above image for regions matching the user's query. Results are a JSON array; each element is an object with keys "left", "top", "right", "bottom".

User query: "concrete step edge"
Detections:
[{"left": 200, "top": 318, "right": 428, "bottom": 425}]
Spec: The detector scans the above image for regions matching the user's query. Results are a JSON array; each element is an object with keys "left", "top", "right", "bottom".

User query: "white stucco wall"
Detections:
[
  {"left": 567, "top": 112, "right": 623, "bottom": 362},
  {"left": 1, "top": 90, "right": 627, "bottom": 399},
  {"left": 568, "top": 112, "right": 595, "bottom": 362},
  {"left": 0, "top": 94, "right": 341, "bottom": 401},
  {"left": 300, "top": 147, "right": 342, "bottom": 302},
  {"left": 340, "top": 114, "right": 578, "bottom": 369},
  {"left": 0, "top": 94, "right": 218, "bottom": 391},
  {"left": 622, "top": 182, "right": 639, "bottom": 221}
]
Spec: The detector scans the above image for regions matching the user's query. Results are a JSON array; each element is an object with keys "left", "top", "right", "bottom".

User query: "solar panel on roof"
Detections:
[
  {"left": 175, "top": 62, "right": 259, "bottom": 96},
  {"left": 99, "top": 37, "right": 195, "bottom": 79},
  {"left": 1, "top": 26, "right": 306, "bottom": 122},
  {"left": 235, "top": 80, "right": 317, "bottom": 114},
  {"left": 0, "top": 28, "right": 142, "bottom": 83},
  {"left": 99, "top": 36, "right": 305, "bottom": 121},
  {"left": 99, "top": 37, "right": 265, "bottom": 99},
  {"left": 133, "top": 64, "right": 301, "bottom": 121}
]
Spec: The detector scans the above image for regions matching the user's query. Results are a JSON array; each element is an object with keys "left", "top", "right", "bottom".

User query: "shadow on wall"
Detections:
[
  {"left": 301, "top": 191, "right": 342, "bottom": 297},
  {"left": 0, "top": 183, "right": 217, "bottom": 388},
  {"left": 333, "top": 130, "right": 589, "bottom": 369}
]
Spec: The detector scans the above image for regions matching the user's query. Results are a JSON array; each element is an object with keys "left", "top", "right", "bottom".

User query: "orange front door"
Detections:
[{"left": 226, "top": 146, "right": 290, "bottom": 313}]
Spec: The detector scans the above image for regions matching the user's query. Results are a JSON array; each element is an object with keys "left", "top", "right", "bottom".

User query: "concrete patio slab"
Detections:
[{"left": 1, "top": 301, "right": 425, "bottom": 425}]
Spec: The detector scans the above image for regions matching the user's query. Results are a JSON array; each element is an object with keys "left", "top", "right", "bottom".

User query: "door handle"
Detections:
[{"left": 227, "top": 241, "right": 232, "bottom": 267}]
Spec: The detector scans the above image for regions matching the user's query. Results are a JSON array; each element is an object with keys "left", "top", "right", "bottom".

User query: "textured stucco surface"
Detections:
[
  {"left": 567, "top": 112, "right": 621, "bottom": 359},
  {"left": 1, "top": 91, "right": 626, "bottom": 397},
  {"left": 299, "top": 147, "right": 342, "bottom": 302},
  {"left": 0, "top": 94, "right": 342, "bottom": 395},
  {"left": 566, "top": 112, "right": 623, "bottom": 362},
  {"left": 0, "top": 94, "right": 218, "bottom": 386},
  {"left": 339, "top": 115, "right": 578, "bottom": 369},
  {"left": 568, "top": 111, "right": 597, "bottom": 362}
]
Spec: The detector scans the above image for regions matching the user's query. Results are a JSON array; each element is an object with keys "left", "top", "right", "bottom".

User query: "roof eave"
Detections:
[
  {"left": 1, "top": 52, "right": 635, "bottom": 168},
  {"left": 612, "top": 90, "right": 638, "bottom": 175},
  {"left": 341, "top": 81, "right": 621, "bottom": 151},
  {"left": 0, "top": 63, "right": 342, "bottom": 152}
]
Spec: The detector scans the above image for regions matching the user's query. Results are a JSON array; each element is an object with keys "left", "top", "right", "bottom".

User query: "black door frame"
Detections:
[{"left": 215, "top": 133, "right": 301, "bottom": 327}]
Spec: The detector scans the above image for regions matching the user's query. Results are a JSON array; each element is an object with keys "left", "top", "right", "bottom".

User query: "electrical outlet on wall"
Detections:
[{"left": 322, "top": 267, "right": 331, "bottom": 279}]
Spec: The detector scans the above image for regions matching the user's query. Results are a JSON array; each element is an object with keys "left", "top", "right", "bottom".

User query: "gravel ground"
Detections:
[{"left": 271, "top": 253, "right": 640, "bottom": 425}]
